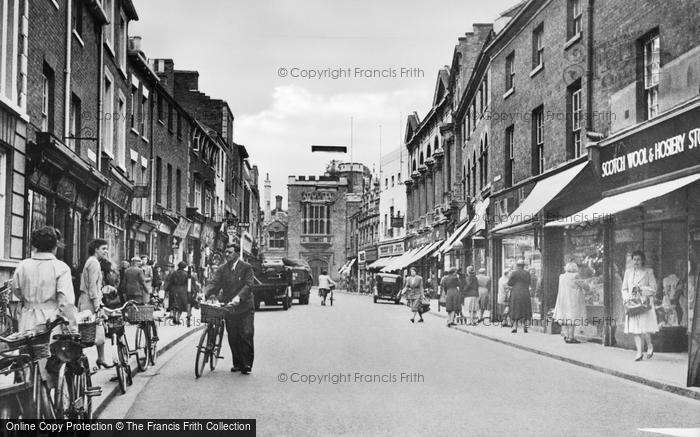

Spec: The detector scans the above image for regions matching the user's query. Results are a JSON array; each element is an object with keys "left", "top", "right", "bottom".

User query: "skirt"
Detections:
[
  {"left": 445, "top": 288, "right": 462, "bottom": 313},
  {"left": 478, "top": 290, "right": 490, "bottom": 310},
  {"left": 464, "top": 296, "right": 479, "bottom": 313},
  {"left": 509, "top": 289, "right": 532, "bottom": 320},
  {"left": 169, "top": 288, "right": 189, "bottom": 312},
  {"left": 624, "top": 307, "right": 659, "bottom": 334}
]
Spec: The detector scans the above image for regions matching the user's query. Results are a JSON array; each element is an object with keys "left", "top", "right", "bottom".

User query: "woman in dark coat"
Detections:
[
  {"left": 165, "top": 261, "right": 189, "bottom": 325},
  {"left": 441, "top": 267, "right": 461, "bottom": 327},
  {"left": 508, "top": 259, "right": 533, "bottom": 333}
]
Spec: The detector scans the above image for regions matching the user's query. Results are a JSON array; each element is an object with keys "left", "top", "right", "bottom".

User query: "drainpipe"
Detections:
[
  {"left": 95, "top": 15, "right": 105, "bottom": 240},
  {"left": 586, "top": 0, "right": 595, "bottom": 132},
  {"left": 64, "top": 0, "right": 73, "bottom": 143}
]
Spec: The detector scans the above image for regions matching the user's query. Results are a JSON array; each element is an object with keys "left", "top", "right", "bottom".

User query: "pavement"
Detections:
[{"left": 102, "top": 290, "right": 698, "bottom": 436}]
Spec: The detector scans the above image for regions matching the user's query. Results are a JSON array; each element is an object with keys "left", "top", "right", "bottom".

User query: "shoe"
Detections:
[
  {"left": 570, "top": 339, "right": 580, "bottom": 344},
  {"left": 231, "top": 367, "right": 241, "bottom": 372},
  {"left": 511, "top": 329, "right": 517, "bottom": 333},
  {"left": 524, "top": 328, "right": 528, "bottom": 333},
  {"left": 564, "top": 337, "right": 571, "bottom": 343},
  {"left": 646, "top": 351, "right": 654, "bottom": 359},
  {"left": 186, "top": 317, "right": 191, "bottom": 328},
  {"left": 410, "top": 319, "right": 415, "bottom": 323},
  {"left": 96, "top": 360, "right": 114, "bottom": 369},
  {"left": 634, "top": 355, "right": 643, "bottom": 361},
  {"left": 241, "top": 367, "right": 252, "bottom": 375},
  {"left": 418, "top": 319, "right": 424, "bottom": 323}
]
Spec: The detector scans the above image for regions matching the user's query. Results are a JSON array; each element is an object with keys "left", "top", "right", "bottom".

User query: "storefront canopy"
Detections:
[
  {"left": 492, "top": 162, "right": 588, "bottom": 234},
  {"left": 382, "top": 241, "right": 443, "bottom": 272},
  {"left": 381, "top": 248, "right": 419, "bottom": 272},
  {"left": 546, "top": 173, "right": 700, "bottom": 228},
  {"left": 338, "top": 258, "right": 356, "bottom": 275},
  {"left": 367, "top": 257, "right": 397, "bottom": 271},
  {"left": 436, "top": 198, "right": 490, "bottom": 256}
]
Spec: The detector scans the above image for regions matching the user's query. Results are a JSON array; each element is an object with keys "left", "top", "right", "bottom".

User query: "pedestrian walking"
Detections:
[
  {"left": 165, "top": 261, "right": 189, "bottom": 325},
  {"left": 404, "top": 267, "right": 425, "bottom": 323},
  {"left": 318, "top": 270, "right": 337, "bottom": 306},
  {"left": 553, "top": 263, "right": 589, "bottom": 343},
  {"left": 462, "top": 266, "right": 479, "bottom": 325},
  {"left": 621, "top": 250, "right": 658, "bottom": 361},
  {"left": 441, "top": 267, "right": 461, "bottom": 327},
  {"left": 78, "top": 239, "right": 112, "bottom": 369},
  {"left": 141, "top": 255, "right": 153, "bottom": 295},
  {"left": 497, "top": 269, "right": 511, "bottom": 327},
  {"left": 117, "top": 260, "right": 130, "bottom": 303},
  {"left": 508, "top": 260, "right": 532, "bottom": 333},
  {"left": 203, "top": 244, "right": 255, "bottom": 375},
  {"left": 476, "top": 268, "right": 491, "bottom": 322},
  {"left": 123, "top": 256, "right": 148, "bottom": 304}
]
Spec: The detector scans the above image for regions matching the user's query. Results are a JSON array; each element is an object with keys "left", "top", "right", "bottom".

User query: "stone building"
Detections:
[
  {"left": 262, "top": 195, "right": 289, "bottom": 260},
  {"left": 287, "top": 162, "right": 369, "bottom": 284}
]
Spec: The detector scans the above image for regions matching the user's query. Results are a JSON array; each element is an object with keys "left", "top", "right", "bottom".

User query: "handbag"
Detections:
[{"left": 624, "top": 296, "right": 651, "bottom": 317}]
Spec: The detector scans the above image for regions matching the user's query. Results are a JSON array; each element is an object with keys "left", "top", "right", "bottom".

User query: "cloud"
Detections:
[{"left": 236, "top": 85, "right": 429, "bottom": 208}]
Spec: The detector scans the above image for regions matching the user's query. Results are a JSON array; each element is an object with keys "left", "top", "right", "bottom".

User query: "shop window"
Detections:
[
  {"left": 502, "top": 236, "right": 543, "bottom": 317},
  {"left": 0, "top": 152, "right": 5, "bottom": 256}
]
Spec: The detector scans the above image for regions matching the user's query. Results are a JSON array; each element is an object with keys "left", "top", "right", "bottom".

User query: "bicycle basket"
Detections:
[
  {"left": 50, "top": 339, "right": 83, "bottom": 363},
  {"left": 106, "top": 316, "right": 125, "bottom": 336},
  {"left": 78, "top": 322, "right": 97, "bottom": 346},
  {"left": 125, "top": 305, "right": 155, "bottom": 323},
  {"left": 200, "top": 303, "right": 228, "bottom": 324}
]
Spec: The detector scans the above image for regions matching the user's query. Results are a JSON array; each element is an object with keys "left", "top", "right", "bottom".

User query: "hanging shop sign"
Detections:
[
  {"left": 358, "top": 251, "right": 366, "bottom": 267},
  {"left": 173, "top": 218, "right": 192, "bottom": 239},
  {"left": 189, "top": 222, "right": 202, "bottom": 239},
  {"left": 599, "top": 105, "right": 700, "bottom": 190}
]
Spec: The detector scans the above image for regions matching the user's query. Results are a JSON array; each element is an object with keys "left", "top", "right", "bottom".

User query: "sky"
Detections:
[{"left": 130, "top": 0, "right": 517, "bottom": 208}]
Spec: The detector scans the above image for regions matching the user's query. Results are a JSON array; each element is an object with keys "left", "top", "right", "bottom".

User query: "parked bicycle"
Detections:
[
  {"left": 0, "top": 280, "right": 18, "bottom": 336},
  {"left": 0, "top": 317, "right": 69, "bottom": 419},
  {"left": 51, "top": 323, "right": 102, "bottom": 419},
  {"left": 124, "top": 304, "right": 159, "bottom": 371},
  {"left": 100, "top": 301, "right": 137, "bottom": 395},
  {"left": 194, "top": 302, "right": 228, "bottom": 379}
]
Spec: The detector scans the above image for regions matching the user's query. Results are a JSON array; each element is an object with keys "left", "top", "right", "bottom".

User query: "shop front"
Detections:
[
  {"left": 101, "top": 165, "right": 134, "bottom": 267},
  {"left": 549, "top": 101, "right": 700, "bottom": 365},
  {"left": 26, "top": 134, "right": 108, "bottom": 267}
]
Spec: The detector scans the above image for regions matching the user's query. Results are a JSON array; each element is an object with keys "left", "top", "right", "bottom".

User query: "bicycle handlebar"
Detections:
[{"left": 98, "top": 300, "right": 138, "bottom": 317}]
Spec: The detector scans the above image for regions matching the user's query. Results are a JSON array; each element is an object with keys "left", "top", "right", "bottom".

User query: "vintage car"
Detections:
[
  {"left": 282, "top": 258, "right": 313, "bottom": 305},
  {"left": 251, "top": 260, "right": 294, "bottom": 310},
  {"left": 373, "top": 273, "right": 403, "bottom": 304}
]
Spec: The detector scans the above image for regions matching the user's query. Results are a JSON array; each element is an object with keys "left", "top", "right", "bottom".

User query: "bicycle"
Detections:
[
  {"left": 51, "top": 324, "right": 102, "bottom": 419},
  {"left": 0, "top": 280, "right": 18, "bottom": 336},
  {"left": 194, "top": 302, "right": 228, "bottom": 379},
  {"left": 329, "top": 285, "right": 335, "bottom": 306},
  {"left": 124, "top": 304, "right": 159, "bottom": 370},
  {"left": 100, "top": 301, "right": 137, "bottom": 395},
  {"left": 0, "top": 317, "right": 69, "bottom": 419}
]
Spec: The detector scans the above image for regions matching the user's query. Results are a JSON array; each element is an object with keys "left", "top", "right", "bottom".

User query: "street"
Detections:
[{"left": 103, "top": 291, "right": 699, "bottom": 436}]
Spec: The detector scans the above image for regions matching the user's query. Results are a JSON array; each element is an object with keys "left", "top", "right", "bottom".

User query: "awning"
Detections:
[
  {"left": 367, "top": 257, "right": 397, "bottom": 271},
  {"left": 381, "top": 247, "right": 420, "bottom": 272},
  {"left": 338, "top": 258, "right": 357, "bottom": 275},
  {"left": 436, "top": 198, "right": 490, "bottom": 255},
  {"left": 546, "top": 173, "right": 700, "bottom": 228},
  {"left": 492, "top": 161, "right": 588, "bottom": 234}
]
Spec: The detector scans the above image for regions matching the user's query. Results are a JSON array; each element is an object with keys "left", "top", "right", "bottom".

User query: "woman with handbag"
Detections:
[
  {"left": 621, "top": 250, "right": 658, "bottom": 361},
  {"left": 78, "top": 239, "right": 112, "bottom": 369},
  {"left": 405, "top": 267, "right": 425, "bottom": 323}
]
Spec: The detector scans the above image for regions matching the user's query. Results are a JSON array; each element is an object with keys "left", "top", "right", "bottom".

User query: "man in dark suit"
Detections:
[
  {"left": 124, "top": 256, "right": 148, "bottom": 304},
  {"left": 204, "top": 244, "right": 255, "bottom": 375}
]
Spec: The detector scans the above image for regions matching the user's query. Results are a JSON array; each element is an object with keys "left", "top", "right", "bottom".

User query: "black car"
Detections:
[{"left": 373, "top": 273, "right": 403, "bottom": 304}]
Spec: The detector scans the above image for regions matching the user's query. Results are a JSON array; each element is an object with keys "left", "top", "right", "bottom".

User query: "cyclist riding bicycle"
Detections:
[{"left": 318, "top": 271, "right": 336, "bottom": 306}]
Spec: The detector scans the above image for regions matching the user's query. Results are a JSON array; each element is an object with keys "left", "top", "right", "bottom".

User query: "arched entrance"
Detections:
[{"left": 308, "top": 259, "right": 329, "bottom": 286}]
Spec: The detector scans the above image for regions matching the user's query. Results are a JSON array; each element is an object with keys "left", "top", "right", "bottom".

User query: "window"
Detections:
[
  {"left": 68, "top": 94, "right": 81, "bottom": 151},
  {"left": 568, "top": 0, "right": 583, "bottom": 39},
  {"left": 157, "top": 93, "right": 163, "bottom": 122},
  {"left": 103, "top": 0, "right": 114, "bottom": 48},
  {"left": 483, "top": 133, "right": 489, "bottom": 186},
  {"left": 1, "top": 0, "right": 26, "bottom": 108},
  {"left": 302, "top": 203, "right": 330, "bottom": 235},
  {"left": 398, "top": 172, "right": 401, "bottom": 182},
  {"left": 532, "top": 106, "right": 544, "bottom": 175},
  {"left": 505, "top": 126, "right": 515, "bottom": 188},
  {"left": 204, "top": 190, "right": 213, "bottom": 216},
  {"left": 155, "top": 157, "right": 162, "bottom": 204},
  {"left": 385, "top": 178, "right": 388, "bottom": 189},
  {"left": 571, "top": 83, "right": 583, "bottom": 157},
  {"left": 41, "top": 63, "right": 55, "bottom": 132},
  {"left": 176, "top": 169, "right": 181, "bottom": 212},
  {"left": 166, "top": 164, "right": 173, "bottom": 209},
  {"left": 130, "top": 84, "right": 137, "bottom": 131},
  {"left": 505, "top": 52, "right": 515, "bottom": 92},
  {"left": 269, "top": 231, "right": 285, "bottom": 249},
  {"left": 117, "top": 92, "right": 126, "bottom": 166},
  {"left": 533, "top": 25, "right": 544, "bottom": 69},
  {"left": 643, "top": 34, "right": 660, "bottom": 120},
  {"left": 471, "top": 152, "right": 477, "bottom": 196},
  {"left": 72, "top": 0, "right": 83, "bottom": 38},
  {"left": 466, "top": 160, "right": 471, "bottom": 198},
  {"left": 194, "top": 180, "right": 202, "bottom": 210},
  {"left": 176, "top": 112, "right": 182, "bottom": 138},
  {"left": 471, "top": 101, "right": 476, "bottom": 129},
  {"left": 140, "top": 91, "right": 148, "bottom": 137},
  {"left": 391, "top": 175, "right": 395, "bottom": 187},
  {"left": 118, "top": 13, "right": 127, "bottom": 71},
  {"left": 467, "top": 108, "right": 471, "bottom": 136},
  {"left": 0, "top": 151, "right": 6, "bottom": 254},
  {"left": 103, "top": 74, "right": 114, "bottom": 157}
]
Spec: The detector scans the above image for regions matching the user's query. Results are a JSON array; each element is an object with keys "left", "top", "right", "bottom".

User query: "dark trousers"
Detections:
[{"left": 224, "top": 310, "right": 255, "bottom": 369}]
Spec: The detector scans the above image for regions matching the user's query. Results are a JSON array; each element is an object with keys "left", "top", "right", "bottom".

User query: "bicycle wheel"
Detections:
[
  {"left": 36, "top": 369, "right": 56, "bottom": 419},
  {"left": 54, "top": 364, "right": 73, "bottom": 419},
  {"left": 330, "top": 292, "right": 334, "bottom": 306},
  {"left": 195, "top": 325, "right": 213, "bottom": 378},
  {"left": 117, "top": 336, "right": 133, "bottom": 386},
  {"left": 209, "top": 322, "right": 225, "bottom": 371},
  {"left": 81, "top": 363, "right": 93, "bottom": 420},
  {"left": 147, "top": 322, "right": 159, "bottom": 366},
  {"left": 134, "top": 324, "right": 149, "bottom": 371}
]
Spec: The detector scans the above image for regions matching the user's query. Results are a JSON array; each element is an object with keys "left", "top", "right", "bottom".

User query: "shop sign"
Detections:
[
  {"left": 105, "top": 181, "right": 130, "bottom": 207},
  {"left": 56, "top": 177, "right": 77, "bottom": 202},
  {"left": 189, "top": 222, "right": 202, "bottom": 239},
  {"left": 391, "top": 216, "right": 404, "bottom": 228},
  {"left": 599, "top": 105, "right": 700, "bottom": 190},
  {"left": 201, "top": 224, "right": 217, "bottom": 247},
  {"left": 365, "top": 248, "right": 378, "bottom": 263},
  {"left": 379, "top": 245, "right": 393, "bottom": 257},
  {"left": 173, "top": 218, "right": 192, "bottom": 239},
  {"left": 157, "top": 222, "right": 171, "bottom": 235},
  {"left": 132, "top": 185, "right": 150, "bottom": 198},
  {"left": 358, "top": 251, "right": 366, "bottom": 267}
]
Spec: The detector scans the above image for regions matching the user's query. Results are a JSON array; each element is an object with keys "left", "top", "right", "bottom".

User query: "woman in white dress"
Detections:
[{"left": 621, "top": 250, "right": 658, "bottom": 361}]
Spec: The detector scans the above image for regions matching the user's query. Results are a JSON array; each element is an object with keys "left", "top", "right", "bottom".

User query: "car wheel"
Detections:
[
  {"left": 373, "top": 296, "right": 378, "bottom": 304},
  {"left": 282, "top": 298, "right": 289, "bottom": 310}
]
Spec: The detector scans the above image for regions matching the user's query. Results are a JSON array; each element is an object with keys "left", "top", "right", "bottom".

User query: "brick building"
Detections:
[{"left": 287, "top": 162, "right": 369, "bottom": 284}]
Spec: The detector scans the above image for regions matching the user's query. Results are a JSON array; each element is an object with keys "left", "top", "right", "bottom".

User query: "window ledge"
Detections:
[
  {"left": 158, "top": 119, "right": 165, "bottom": 126},
  {"left": 529, "top": 63, "right": 544, "bottom": 78},
  {"left": 503, "top": 88, "right": 515, "bottom": 100},
  {"left": 72, "top": 30, "right": 85, "bottom": 47},
  {"left": 565, "top": 32, "right": 582, "bottom": 51}
]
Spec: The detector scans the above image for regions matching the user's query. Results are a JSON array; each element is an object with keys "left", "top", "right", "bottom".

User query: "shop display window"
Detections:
[{"left": 502, "top": 235, "right": 542, "bottom": 317}]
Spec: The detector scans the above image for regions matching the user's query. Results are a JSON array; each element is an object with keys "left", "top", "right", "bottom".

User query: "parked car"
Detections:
[
  {"left": 373, "top": 273, "right": 403, "bottom": 304},
  {"left": 282, "top": 258, "right": 313, "bottom": 305},
  {"left": 252, "top": 260, "right": 294, "bottom": 310}
]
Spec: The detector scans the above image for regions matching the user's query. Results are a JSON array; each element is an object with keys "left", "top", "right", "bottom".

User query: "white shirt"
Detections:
[{"left": 318, "top": 275, "right": 336, "bottom": 290}]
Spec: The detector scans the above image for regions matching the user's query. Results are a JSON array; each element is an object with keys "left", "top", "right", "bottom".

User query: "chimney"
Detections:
[
  {"left": 275, "top": 195, "right": 283, "bottom": 212},
  {"left": 174, "top": 70, "right": 200, "bottom": 92}
]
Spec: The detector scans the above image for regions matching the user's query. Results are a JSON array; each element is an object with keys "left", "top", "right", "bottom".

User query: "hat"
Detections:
[
  {"left": 130, "top": 256, "right": 141, "bottom": 262},
  {"left": 478, "top": 268, "right": 487, "bottom": 274},
  {"left": 447, "top": 266, "right": 458, "bottom": 274},
  {"left": 178, "top": 261, "right": 188, "bottom": 269},
  {"left": 516, "top": 259, "right": 526, "bottom": 266}
]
